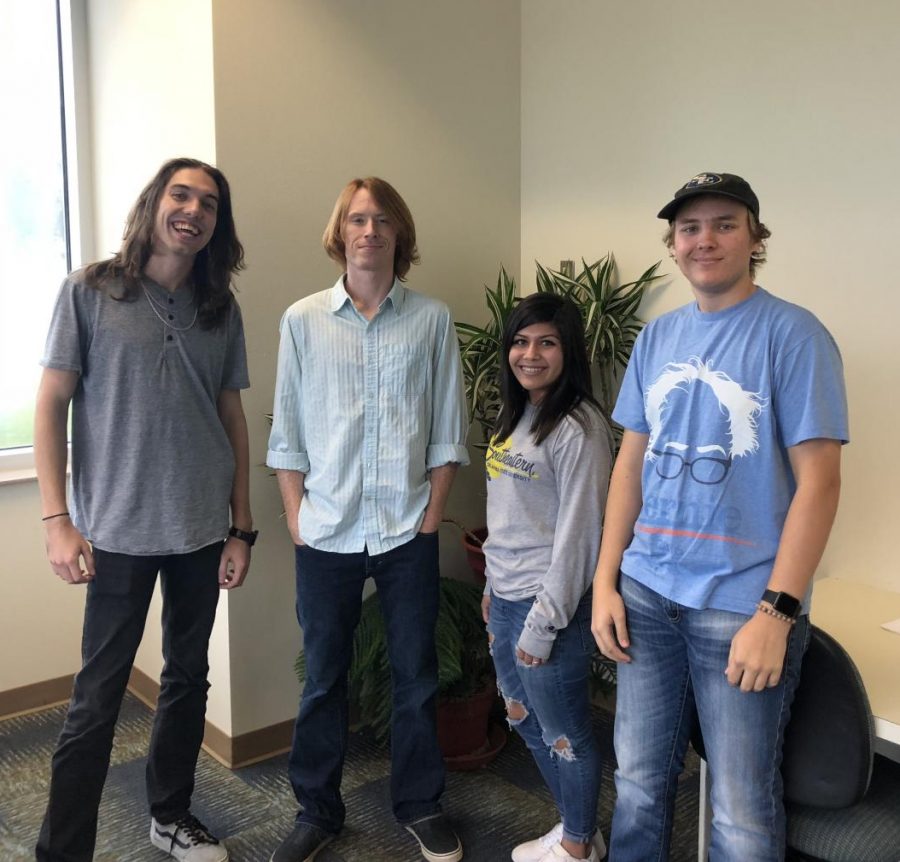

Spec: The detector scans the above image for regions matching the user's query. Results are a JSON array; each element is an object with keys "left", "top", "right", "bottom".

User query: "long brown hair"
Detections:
[{"left": 83, "top": 157, "right": 245, "bottom": 328}]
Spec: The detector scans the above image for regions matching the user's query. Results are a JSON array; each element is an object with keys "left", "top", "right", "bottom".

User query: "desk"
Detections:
[{"left": 697, "top": 577, "right": 900, "bottom": 860}]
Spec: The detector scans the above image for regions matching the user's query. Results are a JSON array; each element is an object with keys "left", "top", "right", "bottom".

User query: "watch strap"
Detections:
[
  {"left": 228, "top": 526, "right": 258, "bottom": 547},
  {"left": 761, "top": 589, "right": 801, "bottom": 619}
]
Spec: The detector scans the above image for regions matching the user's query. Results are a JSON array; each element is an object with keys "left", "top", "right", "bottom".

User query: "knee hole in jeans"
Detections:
[
  {"left": 549, "top": 734, "right": 576, "bottom": 762},
  {"left": 503, "top": 696, "right": 528, "bottom": 725}
]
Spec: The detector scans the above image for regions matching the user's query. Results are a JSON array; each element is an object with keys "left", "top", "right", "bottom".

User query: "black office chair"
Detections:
[
  {"left": 782, "top": 625, "right": 900, "bottom": 862},
  {"left": 691, "top": 625, "right": 900, "bottom": 862}
]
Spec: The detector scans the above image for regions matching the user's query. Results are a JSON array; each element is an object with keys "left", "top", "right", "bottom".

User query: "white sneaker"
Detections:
[
  {"left": 150, "top": 814, "right": 229, "bottom": 861},
  {"left": 511, "top": 822, "right": 606, "bottom": 862},
  {"left": 535, "top": 842, "right": 602, "bottom": 862}
]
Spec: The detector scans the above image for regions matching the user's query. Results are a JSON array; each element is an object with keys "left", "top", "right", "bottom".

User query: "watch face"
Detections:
[
  {"left": 230, "top": 527, "right": 257, "bottom": 546},
  {"left": 764, "top": 589, "right": 801, "bottom": 617}
]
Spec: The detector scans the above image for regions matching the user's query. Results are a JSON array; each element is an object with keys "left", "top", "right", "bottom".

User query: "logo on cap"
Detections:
[{"left": 684, "top": 173, "right": 722, "bottom": 189}]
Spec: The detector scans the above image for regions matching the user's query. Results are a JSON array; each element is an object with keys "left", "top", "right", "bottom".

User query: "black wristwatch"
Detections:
[
  {"left": 228, "top": 526, "right": 259, "bottom": 547},
  {"left": 761, "top": 589, "right": 801, "bottom": 620}
]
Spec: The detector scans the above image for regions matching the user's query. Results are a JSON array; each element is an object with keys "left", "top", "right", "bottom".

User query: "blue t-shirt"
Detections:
[{"left": 613, "top": 288, "right": 849, "bottom": 616}]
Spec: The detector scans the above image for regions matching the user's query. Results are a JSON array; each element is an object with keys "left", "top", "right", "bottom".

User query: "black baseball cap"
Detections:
[{"left": 657, "top": 172, "right": 760, "bottom": 221}]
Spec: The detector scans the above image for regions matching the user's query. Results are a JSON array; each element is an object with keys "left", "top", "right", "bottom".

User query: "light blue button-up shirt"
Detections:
[{"left": 267, "top": 277, "right": 470, "bottom": 554}]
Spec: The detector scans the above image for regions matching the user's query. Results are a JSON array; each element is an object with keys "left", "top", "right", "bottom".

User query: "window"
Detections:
[{"left": 1, "top": 1, "right": 85, "bottom": 470}]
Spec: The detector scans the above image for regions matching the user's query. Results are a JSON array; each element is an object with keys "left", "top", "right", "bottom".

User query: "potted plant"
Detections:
[
  {"left": 294, "top": 576, "right": 503, "bottom": 768},
  {"left": 453, "top": 253, "right": 661, "bottom": 556},
  {"left": 456, "top": 254, "right": 662, "bottom": 448},
  {"left": 452, "top": 254, "right": 663, "bottom": 696}
]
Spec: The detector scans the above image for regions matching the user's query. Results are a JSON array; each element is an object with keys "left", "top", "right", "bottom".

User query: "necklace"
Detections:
[{"left": 142, "top": 284, "right": 198, "bottom": 332}]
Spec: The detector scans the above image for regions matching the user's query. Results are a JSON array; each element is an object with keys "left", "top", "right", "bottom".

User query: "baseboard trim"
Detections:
[
  {"left": 0, "top": 674, "right": 74, "bottom": 719},
  {"left": 126, "top": 665, "right": 161, "bottom": 710},
  {"left": 0, "top": 669, "right": 293, "bottom": 769},
  {"left": 127, "top": 667, "right": 293, "bottom": 768},
  {"left": 228, "top": 718, "right": 295, "bottom": 768}
]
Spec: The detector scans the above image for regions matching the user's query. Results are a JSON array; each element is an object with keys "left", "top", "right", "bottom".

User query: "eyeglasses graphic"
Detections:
[{"left": 651, "top": 449, "right": 732, "bottom": 485}]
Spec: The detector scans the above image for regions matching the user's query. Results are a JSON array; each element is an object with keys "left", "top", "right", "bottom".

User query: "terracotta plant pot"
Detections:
[
  {"left": 436, "top": 678, "right": 505, "bottom": 770},
  {"left": 461, "top": 526, "right": 488, "bottom": 581}
]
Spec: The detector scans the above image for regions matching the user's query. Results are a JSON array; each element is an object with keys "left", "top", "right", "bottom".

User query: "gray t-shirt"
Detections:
[
  {"left": 41, "top": 273, "right": 250, "bottom": 555},
  {"left": 484, "top": 403, "right": 611, "bottom": 659}
]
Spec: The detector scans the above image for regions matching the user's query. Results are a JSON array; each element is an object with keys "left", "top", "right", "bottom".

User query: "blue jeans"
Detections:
[
  {"left": 36, "top": 543, "right": 222, "bottom": 862},
  {"left": 610, "top": 575, "right": 810, "bottom": 862},
  {"left": 289, "top": 532, "right": 445, "bottom": 834},
  {"left": 487, "top": 591, "right": 600, "bottom": 845}
]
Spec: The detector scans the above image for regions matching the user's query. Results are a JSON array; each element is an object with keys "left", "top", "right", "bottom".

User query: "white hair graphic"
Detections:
[{"left": 645, "top": 357, "right": 767, "bottom": 460}]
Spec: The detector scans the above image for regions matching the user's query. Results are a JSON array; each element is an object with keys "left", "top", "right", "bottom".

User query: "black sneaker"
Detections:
[
  {"left": 269, "top": 821, "right": 334, "bottom": 862},
  {"left": 150, "top": 814, "right": 227, "bottom": 861},
  {"left": 404, "top": 814, "right": 463, "bottom": 862}
]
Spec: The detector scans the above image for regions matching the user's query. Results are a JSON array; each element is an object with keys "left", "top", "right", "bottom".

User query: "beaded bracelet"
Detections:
[{"left": 756, "top": 601, "right": 796, "bottom": 625}]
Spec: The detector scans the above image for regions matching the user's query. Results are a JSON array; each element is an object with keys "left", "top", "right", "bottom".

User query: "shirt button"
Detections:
[
  {"left": 168, "top": 314, "right": 174, "bottom": 320},
  {"left": 166, "top": 335, "right": 173, "bottom": 342},
  {"left": 168, "top": 298, "right": 174, "bottom": 304}
]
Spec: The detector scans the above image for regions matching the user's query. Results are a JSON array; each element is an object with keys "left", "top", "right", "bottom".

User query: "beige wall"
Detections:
[
  {"left": 1, "top": 0, "right": 519, "bottom": 734},
  {"left": 0, "top": 0, "right": 230, "bottom": 720},
  {"left": 0, "top": 0, "right": 519, "bottom": 735},
  {"left": 9, "top": 0, "right": 892, "bottom": 738},
  {"left": 84, "top": 0, "right": 236, "bottom": 729},
  {"left": 211, "top": 0, "right": 521, "bottom": 734},
  {"left": 0, "top": 480, "right": 85, "bottom": 692},
  {"left": 521, "top": 0, "right": 900, "bottom": 594},
  {"left": 89, "top": 0, "right": 218, "bottom": 253}
]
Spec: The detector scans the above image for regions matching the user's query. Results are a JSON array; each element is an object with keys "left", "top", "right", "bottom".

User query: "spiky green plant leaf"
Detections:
[{"left": 455, "top": 255, "right": 663, "bottom": 449}]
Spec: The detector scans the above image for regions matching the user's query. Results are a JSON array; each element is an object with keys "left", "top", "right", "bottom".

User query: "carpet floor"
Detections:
[{"left": 0, "top": 692, "right": 702, "bottom": 861}]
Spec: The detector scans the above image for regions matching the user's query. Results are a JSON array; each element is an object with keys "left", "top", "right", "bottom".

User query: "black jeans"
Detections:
[{"left": 36, "top": 542, "right": 222, "bottom": 862}]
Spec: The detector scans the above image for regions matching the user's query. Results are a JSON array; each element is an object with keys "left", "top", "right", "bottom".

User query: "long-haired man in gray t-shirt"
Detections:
[{"left": 34, "top": 158, "right": 254, "bottom": 862}]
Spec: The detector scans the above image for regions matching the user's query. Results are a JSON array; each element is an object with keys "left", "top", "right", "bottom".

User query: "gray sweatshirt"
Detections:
[{"left": 484, "top": 402, "right": 611, "bottom": 659}]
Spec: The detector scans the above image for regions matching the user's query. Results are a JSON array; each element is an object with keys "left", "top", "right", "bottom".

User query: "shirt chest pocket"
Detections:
[{"left": 382, "top": 344, "right": 427, "bottom": 395}]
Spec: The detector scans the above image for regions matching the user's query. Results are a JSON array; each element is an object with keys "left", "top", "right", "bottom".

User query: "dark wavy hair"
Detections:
[
  {"left": 83, "top": 157, "right": 245, "bottom": 329},
  {"left": 322, "top": 177, "right": 420, "bottom": 280},
  {"left": 493, "top": 293, "right": 602, "bottom": 446}
]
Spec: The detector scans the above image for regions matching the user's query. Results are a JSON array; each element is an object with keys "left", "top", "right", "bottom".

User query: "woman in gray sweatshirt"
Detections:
[{"left": 482, "top": 293, "right": 611, "bottom": 862}]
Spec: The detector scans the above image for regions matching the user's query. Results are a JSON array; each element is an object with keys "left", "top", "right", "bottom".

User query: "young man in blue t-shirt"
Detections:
[{"left": 592, "top": 173, "right": 848, "bottom": 861}]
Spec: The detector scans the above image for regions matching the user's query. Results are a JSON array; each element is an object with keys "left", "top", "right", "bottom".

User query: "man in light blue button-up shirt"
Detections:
[{"left": 267, "top": 178, "right": 468, "bottom": 862}]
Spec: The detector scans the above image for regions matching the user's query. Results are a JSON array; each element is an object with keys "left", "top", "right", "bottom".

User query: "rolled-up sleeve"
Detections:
[
  {"left": 266, "top": 310, "right": 310, "bottom": 473},
  {"left": 425, "top": 309, "right": 470, "bottom": 468}
]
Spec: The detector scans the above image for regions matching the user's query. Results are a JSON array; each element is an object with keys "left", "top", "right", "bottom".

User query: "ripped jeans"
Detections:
[{"left": 487, "top": 590, "right": 600, "bottom": 845}]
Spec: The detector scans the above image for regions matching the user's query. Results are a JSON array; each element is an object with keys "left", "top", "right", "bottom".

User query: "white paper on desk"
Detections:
[{"left": 881, "top": 617, "right": 900, "bottom": 635}]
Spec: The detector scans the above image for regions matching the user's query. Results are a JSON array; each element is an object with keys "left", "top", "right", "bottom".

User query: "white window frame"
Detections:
[{"left": 0, "top": 0, "right": 91, "bottom": 486}]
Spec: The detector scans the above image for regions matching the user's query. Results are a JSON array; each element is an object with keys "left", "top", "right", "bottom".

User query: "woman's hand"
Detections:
[{"left": 515, "top": 647, "right": 545, "bottom": 667}]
